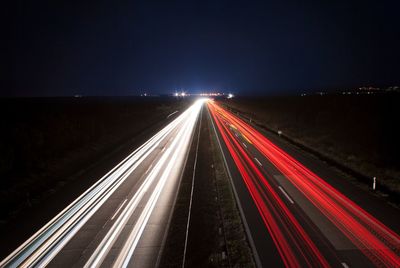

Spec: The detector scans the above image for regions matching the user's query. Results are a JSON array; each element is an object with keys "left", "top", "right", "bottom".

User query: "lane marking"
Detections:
[
  {"left": 111, "top": 199, "right": 128, "bottom": 220},
  {"left": 234, "top": 133, "right": 239, "bottom": 138},
  {"left": 182, "top": 105, "right": 202, "bottom": 268},
  {"left": 278, "top": 186, "right": 294, "bottom": 204},
  {"left": 242, "top": 142, "right": 247, "bottom": 148},
  {"left": 167, "top": 110, "right": 178, "bottom": 118},
  {"left": 254, "top": 157, "right": 262, "bottom": 166},
  {"left": 341, "top": 262, "right": 349, "bottom": 268}
]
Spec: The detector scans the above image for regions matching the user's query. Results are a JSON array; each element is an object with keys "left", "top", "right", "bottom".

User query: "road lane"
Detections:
[
  {"left": 209, "top": 103, "right": 331, "bottom": 267},
  {"left": 208, "top": 100, "right": 400, "bottom": 268},
  {"left": 0, "top": 99, "right": 204, "bottom": 268}
]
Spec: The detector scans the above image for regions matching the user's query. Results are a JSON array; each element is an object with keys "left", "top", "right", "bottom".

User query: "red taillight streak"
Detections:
[
  {"left": 233, "top": 115, "right": 400, "bottom": 262},
  {"left": 210, "top": 106, "right": 299, "bottom": 267},
  {"left": 211, "top": 102, "right": 400, "bottom": 267},
  {"left": 222, "top": 123, "right": 327, "bottom": 267},
  {"left": 209, "top": 103, "right": 330, "bottom": 268}
]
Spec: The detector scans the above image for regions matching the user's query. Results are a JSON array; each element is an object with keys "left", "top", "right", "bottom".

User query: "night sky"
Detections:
[{"left": 4, "top": 0, "right": 400, "bottom": 97}]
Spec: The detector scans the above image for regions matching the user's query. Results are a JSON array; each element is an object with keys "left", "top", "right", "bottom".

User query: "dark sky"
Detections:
[{"left": 3, "top": 0, "right": 400, "bottom": 96}]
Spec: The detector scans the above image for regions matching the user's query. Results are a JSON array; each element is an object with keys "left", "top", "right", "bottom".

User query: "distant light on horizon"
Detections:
[{"left": 173, "top": 91, "right": 188, "bottom": 97}]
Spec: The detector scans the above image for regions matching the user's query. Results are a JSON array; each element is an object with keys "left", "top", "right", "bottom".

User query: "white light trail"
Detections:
[
  {"left": 0, "top": 99, "right": 205, "bottom": 268},
  {"left": 85, "top": 99, "right": 203, "bottom": 268}
]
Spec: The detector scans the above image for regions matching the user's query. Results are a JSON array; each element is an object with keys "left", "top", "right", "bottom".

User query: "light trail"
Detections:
[
  {"left": 0, "top": 99, "right": 205, "bottom": 268},
  {"left": 209, "top": 101, "right": 330, "bottom": 267},
  {"left": 111, "top": 199, "right": 128, "bottom": 221},
  {"left": 208, "top": 100, "right": 400, "bottom": 267},
  {"left": 85, "top": 101, "right": 201, "bottom": 267}
]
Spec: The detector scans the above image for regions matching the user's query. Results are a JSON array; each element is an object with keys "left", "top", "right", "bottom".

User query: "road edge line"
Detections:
[
  {"left": 181, "top": 105, "right": 202, "bottom": 268},
  {"left": 207, "top": 105, "right": 262, "bottom": 268},
  {"left": 155, "top": 104, "right": 202, "bottom": 268}
]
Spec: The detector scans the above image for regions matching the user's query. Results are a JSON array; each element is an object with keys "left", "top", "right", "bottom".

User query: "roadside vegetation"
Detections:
[{"left": 220, "top": 94, "right": 400, "bottom": 203}]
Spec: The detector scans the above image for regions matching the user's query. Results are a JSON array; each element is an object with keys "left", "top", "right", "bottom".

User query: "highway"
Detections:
[
  {"left": 2, "top": 98, "right": 399, "bottom": 268},
  {"left": 208, "top": 100, "right": 400, "bottom": 268},
  {"left": 0, "top": 99, "right": 204, "bottom": 268}
]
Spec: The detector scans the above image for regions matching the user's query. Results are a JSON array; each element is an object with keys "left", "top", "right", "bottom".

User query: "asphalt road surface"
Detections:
[
  {"left": 0, "top": 100, "right": 204, "bottom": 268},
  {"left": 208, "top": 100, "right": 400, "bottom": 268},
  {"left": 2, "top": 98, "right": 399, "bottom": 268}
]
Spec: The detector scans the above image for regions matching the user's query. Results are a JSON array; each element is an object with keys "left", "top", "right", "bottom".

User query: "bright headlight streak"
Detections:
[
  {"left": 0, "top": 101, "right": 202, "bottom": 268},
  {"left": 21, "top": 120, "right": 182, "bottom": 268},
  {"left": 114, "top": 103, "right": 199, "bottom": 268},
  {"left": 85, "top": 100, "right": 203, "bottom": 268}
]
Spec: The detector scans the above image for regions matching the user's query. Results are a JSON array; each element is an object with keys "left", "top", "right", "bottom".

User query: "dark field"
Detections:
[
  {"left": 220, "top": 94, "right": 400, "bottom": 199},
  {"left": 0, "top": 97, "right": 188, "bottom": 223}
]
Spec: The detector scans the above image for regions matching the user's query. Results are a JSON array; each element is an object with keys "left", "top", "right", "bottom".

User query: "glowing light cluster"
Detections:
[
  {"left": 174, "top": 91, "right": 188, "bottom": 97},
  {"left": 199, "top": 92, "right": 222, "bottom": 96}
]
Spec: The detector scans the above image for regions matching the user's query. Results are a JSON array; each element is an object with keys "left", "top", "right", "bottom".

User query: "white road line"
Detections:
[
  {"left": 341, "top": 262, "right": 350, "bottom": 268},
  {"left": 111, "top": 199, "right": 128, "bottom": 220},
  {"left": 254, "top": 157, "right": 262, "bottom": 166},
  {"left": 167, "top": 110, "right": 178, "bottom": 118},
  {"left": 182, "top": 105, "right": 202, "bottom": 268},
  {"left": 234, "top": 133, "right": 238, "bottom": 138},
  {"left": 242, "top": 142, "right": 247, "bottom": 148},
  {"left": 278, "top": 186, "right": 295, "bottom": 204}
]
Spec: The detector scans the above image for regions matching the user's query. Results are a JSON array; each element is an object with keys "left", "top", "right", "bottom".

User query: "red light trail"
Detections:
[
  {"left": 209, "top": 101, "right": 330, "bottom": 267},
  {"left": 208, "top": 100, "right": 400, "bottom": 267}
]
